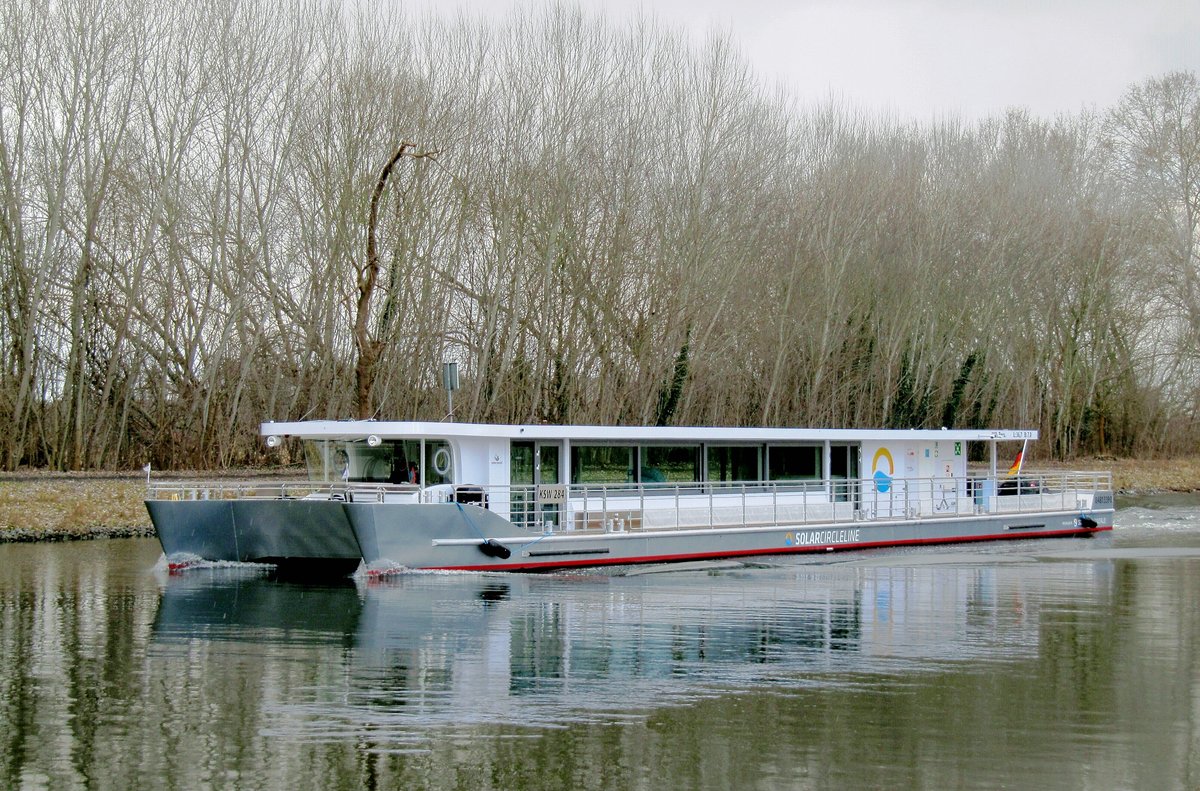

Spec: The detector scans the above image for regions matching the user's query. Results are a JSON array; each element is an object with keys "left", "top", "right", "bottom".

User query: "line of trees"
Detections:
[{"left": 1, "top": 0, "right": 1198, "bottom": 470}]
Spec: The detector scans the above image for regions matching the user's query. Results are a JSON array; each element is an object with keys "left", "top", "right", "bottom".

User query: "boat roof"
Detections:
[{"left": 260, "top": 420, "right": 1036, "bottom": 443}]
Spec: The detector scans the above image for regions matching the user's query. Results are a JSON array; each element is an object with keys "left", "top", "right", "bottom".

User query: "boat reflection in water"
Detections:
[
  {"left": 344, "top": 559, "right": 1110, "bottom": 736},
  {"left": 151, "top": 565, "right": 363, "bottom": 647},
  {"left": 344, "top": 567, "right": 866, "bottom": 730},
  {"left": 152, "top": 549, "right": 1112, "bottom": 746}
]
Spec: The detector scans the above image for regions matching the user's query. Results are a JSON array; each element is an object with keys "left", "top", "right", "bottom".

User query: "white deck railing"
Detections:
[
  {"left": 496, "top": 471, "right": 1112, "bottom": 533},
  {"left": 147, "top": 470, "right": 1112, "bottom": 535},
  {"left": 146, "top": 481, "right": 418, "bottom": 501}
]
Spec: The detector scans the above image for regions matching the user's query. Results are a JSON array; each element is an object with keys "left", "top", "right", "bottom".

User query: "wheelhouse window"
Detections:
[
  {"left": 768, "top": 445, "right": 821, "bottom": 481},
  {"left": 571, "top": 445, "right": 635, "bottom": 484},
  {"left": 424, "top": 440, "right": 454, "bottom": 486},
  {"left": 342, "top": 441, "right": 413, "bottom": 483},
  {"left": 304, "top": 440, "right": 336, "bottom": 482},
  {"left": 302, "top": 439, "right": 451, "bottom": 484},
  {"left": 347, "top": 443, "right": 394, "bottom": 482},
  {"left": 706, "top": 446, "right": 761, "bottom": 483},
  {"left": 390, "top": 440, "right": 421, "bottom": 484}
]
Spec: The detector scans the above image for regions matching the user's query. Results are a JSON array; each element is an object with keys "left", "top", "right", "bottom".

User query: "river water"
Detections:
[{"left": 2, "top": 496, "right": 1199, "bottom": 790}]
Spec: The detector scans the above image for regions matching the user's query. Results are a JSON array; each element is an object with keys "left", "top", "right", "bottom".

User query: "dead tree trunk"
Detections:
[{"left": 355, "top": 142, "right": 437, "bottom": 419}]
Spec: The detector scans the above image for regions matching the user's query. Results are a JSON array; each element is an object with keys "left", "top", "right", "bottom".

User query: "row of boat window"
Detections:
[
  {"left": 568, "top": 444, "right": 858, "bottom": 485},
  {"left": 305, "top": 439, "right": 859, "bottom": 486}
]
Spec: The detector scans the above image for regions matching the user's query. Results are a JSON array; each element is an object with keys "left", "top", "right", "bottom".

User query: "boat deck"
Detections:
[{"left": 147, "top": 469, "right": 1112, "bottom": 538}]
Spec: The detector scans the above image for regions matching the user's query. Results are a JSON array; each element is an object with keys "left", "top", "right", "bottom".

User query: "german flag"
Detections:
[{"left": 1007, "top": 450, "right": 1024, "bottom": 476}]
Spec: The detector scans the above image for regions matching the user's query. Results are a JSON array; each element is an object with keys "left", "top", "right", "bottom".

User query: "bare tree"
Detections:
[
  {"left": 0, "top": 0, "right": 1194, "bottom": 468},
  {"left": 356, "top": 142, "right": 438, "bottom": 420},
  {"left": 1106, "top": 72, "right": 1200, "bottom": 442}
]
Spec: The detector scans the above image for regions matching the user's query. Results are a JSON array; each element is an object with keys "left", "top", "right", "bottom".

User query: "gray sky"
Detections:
[{"left": 415, "top": 0, "right": 1200, "bottom": 120}]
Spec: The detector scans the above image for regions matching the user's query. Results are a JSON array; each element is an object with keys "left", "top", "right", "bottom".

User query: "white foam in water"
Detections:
[
  {"left": 357, "top": 558, "right": 412, "bottom": 578},
  {"left": 155, "top": 553, "right": 277, "bottom": 573},
  {"left": 1116, "top": 498, "right": 1200, "bottom": 534},
  {"left": 356, "top": 559, "right": 485, "bottom": 579}
]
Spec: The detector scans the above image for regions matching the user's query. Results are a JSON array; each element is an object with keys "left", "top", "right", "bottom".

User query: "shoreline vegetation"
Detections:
[
  {"left": 2, "top": 458, "right": 1199, "bottom": 544},
  {"left": 2, "top": 0, "right": 1198, "bottom": 473}
]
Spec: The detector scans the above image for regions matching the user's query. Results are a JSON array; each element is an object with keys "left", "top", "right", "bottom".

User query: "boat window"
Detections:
[
  {"left": 304, "top": 440, "right": 334, "bottom": 482},
  {"left": 510, "top": 441, "right": 535, "bottom": 486},
  {"left": 571, "top": 445, "right": 635, "bottom": 484},
  {"left": 389, "top": 440, "right": 422, "bottom": 484},
  {"left": 344, "top": 442, "right": 394, "bottom": 483},
  {"left": 329, "top": 440, "right": 416, "bottom": 484},
  {"left": 706, "top": 445, "right": 761, "bottom": 483},
  {"left": 305, "top": 439, "right": 440, "bottom": 485},
  {"left": 768, "top": 445, "right": 821, "bottom": 481},
  {"left": 640, "top": 445, "right": 701, "bottom": 484},
  {"left": 424, "top": 440, "right": 454, "bottom": 485}
]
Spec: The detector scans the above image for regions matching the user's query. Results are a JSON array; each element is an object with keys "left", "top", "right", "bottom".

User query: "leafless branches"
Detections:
[{"left": 0, "top": 0, "right": 1196, "bottom": 469}]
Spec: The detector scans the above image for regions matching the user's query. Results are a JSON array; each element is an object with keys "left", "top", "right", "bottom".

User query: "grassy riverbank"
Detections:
[
  {"left": 0, "top": 468, "right": 304, "bottom": 542},
  {"left": 0, "top": 478, "right": 152, "bottom": 541},
  {"left": 1075, "top": 456, "right": 1200, "bottom": 496},
  {"left": 2, "top": 458, "right": 1199, "bottom": 542}
]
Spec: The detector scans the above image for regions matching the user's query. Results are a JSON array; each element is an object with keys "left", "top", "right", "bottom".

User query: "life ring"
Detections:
[{"left": 433, "top": 446, "right": 452, "bottom": 477}]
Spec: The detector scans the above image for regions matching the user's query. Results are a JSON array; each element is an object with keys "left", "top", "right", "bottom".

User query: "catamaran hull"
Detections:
[
  {"left": 345, "top": 501, "right": 1115, "bottom": 572},
  {"left": 146, "top": 498, "right": 362, "bottom": 575}
]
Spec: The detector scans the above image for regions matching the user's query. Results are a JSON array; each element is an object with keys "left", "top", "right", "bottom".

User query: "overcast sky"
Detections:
[{"left": 414, "top": 0, "right": 1200, "bottom": 121}]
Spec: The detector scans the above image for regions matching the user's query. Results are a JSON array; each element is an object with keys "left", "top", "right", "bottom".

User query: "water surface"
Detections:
[{"left": 2, "top": 498, "right": 1199, "bottom": 789}]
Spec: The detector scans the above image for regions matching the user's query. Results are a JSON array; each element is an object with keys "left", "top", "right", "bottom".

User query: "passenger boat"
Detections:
[{"left": 144, "top": 421, "right": 1114, "bottom": 574}]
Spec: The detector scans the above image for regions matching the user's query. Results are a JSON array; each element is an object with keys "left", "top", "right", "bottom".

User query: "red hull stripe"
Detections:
[{"left": 422, "top": 525, "right": 1113, "bottom": 573}]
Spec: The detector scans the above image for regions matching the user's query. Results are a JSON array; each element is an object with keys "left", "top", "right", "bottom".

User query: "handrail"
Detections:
[
  {"left": 147, "top": 469, "right": 1113, "bottom": 534},
  {"left": 145, "top": 481, "right": 420, "bottom": 502}
]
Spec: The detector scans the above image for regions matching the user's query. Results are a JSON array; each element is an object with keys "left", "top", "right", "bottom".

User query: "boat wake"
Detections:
[
  {"left": 155, "top": 553, "right": 277, "bottom": 575},
  {"left": 359, "top": 559, "right": 410, "bottom": 579},
  {"left": 357, "top": 559, "right": 482, "bottom": 581}
]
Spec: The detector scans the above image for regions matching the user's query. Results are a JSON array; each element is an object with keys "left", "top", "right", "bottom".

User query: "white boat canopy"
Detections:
[{"left": 261, "top": 420, "right": 1037, "bottom": 444}]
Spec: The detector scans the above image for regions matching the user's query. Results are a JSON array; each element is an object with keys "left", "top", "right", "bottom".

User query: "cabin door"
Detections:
[
  {"left": 510, "top": 441, "right": 562, "bottom": 530},
  {"left": 831, "top": 444, "right": 861, "bottom": 510},
  {"left": 537, "top": 444, "right": 562, "bottom": 529}
]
